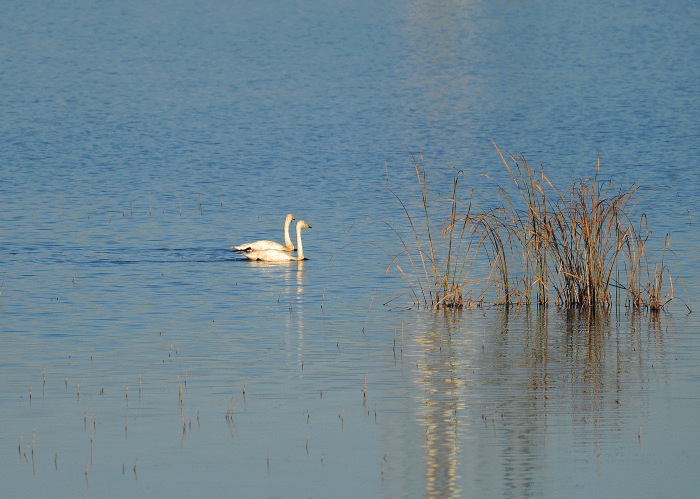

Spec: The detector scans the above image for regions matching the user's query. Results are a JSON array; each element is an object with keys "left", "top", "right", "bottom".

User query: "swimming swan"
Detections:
[
  {"left": 232, "top": 213, "right": 295, "bottom": 252},
  {"left": 244, "top": 221, "right": 311, "bottom": 262}
]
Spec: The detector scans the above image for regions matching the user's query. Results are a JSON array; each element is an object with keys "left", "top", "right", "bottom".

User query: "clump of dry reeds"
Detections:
[
  {"left": 363, "top": 144, "right": 686, "bottom": 312},
  {"left": 466, "top": 143, "right": 685, "bottom": 311},
  {"left": 347, "top": 152, "right": 484, "bottom": 310}
]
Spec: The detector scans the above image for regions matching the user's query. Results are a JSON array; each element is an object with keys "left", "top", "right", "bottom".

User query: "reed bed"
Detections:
[
  {"left": 472, "top": 143, "right": 684, "bottom": 311},
  {"left": 367, "top": 145, "right": 685, "bottom": 312},
  {"left": 348, "top": 152, "right": 484, "bottom": 310}
]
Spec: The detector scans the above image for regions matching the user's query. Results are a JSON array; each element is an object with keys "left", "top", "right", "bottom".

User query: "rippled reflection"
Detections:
[
  {"left": 415, "top": 313, "right": 466, "bottom": 499},
  {"left": 412, "top": 307, "right": 672, "bottom": 497}
]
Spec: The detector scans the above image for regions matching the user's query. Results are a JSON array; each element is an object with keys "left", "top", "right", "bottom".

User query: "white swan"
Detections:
[
  {"left": 244, "top": 221, "right": 311, "bottom": 262},
  {"left": 232, "top": 213, "right": 295, "bottom": 252}
]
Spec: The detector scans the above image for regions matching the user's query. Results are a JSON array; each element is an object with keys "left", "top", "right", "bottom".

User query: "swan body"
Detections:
[
  {"left": 245, "top": 221, "right": 311, "bottom": 262},
  {"left": 232, "top": 213, "right": 295, "bottom": 252}
]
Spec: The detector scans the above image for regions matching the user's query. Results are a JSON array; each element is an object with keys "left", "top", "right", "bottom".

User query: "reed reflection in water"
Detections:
[
  {"left": 414, "top": 313, "right": 466, "bottom": 499},
  {"left": 411, "top": 307, "right": 671, "bottom": 498}
]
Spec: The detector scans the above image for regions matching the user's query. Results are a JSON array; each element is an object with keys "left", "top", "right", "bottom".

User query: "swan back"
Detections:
[
  {"left": 233, "top": 240, "right": 287, "bottom": 252},
  {"left": 232, "top": 213, "right": 295, "bottom": 252},
  {"left": 243, "top": 249, "right": 295, "bottom": 262}
]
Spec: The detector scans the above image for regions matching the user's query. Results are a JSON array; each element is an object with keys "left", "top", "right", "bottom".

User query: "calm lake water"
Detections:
[{"left": 2, "top": 0, "right": 700, "bottom": 497}]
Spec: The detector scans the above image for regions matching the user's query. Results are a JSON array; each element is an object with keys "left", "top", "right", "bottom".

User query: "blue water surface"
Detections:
[{"left": 1, "top": 1, "right": 699, "bottom": 497}]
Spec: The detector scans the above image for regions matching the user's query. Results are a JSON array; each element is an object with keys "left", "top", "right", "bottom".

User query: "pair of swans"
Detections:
[{"left": 232, "top": 213, "right": 311, "bottom": 262}]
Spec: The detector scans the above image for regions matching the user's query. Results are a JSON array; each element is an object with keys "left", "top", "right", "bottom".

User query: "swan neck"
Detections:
[
  {"left": 284, "top": 217, "right": 294, "bottom": 250},
  {"left": 295, "top": 223, "right": 304, "bottom": 260}
]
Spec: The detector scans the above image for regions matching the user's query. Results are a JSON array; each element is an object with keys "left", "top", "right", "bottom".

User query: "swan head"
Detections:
[
  {"left": 297, "top": 220, "right": 311, "bottom": 230},
  {"left": 285, "top": 213, "right": 295, "bottom": 224}
]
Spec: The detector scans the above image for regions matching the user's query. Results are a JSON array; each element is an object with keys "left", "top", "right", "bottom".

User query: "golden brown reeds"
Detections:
[
  {"left": 344, "top": 152, "right": 484, "bottom": 310},
  {"left": 364, "top": 145, "right": 685, "bottom": 312},
  {"left": 407, "top": 152, "right": 485, "bottom": 309},
  {"left": 467, "top": 143, "right": 684, "bottom": 311}
]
